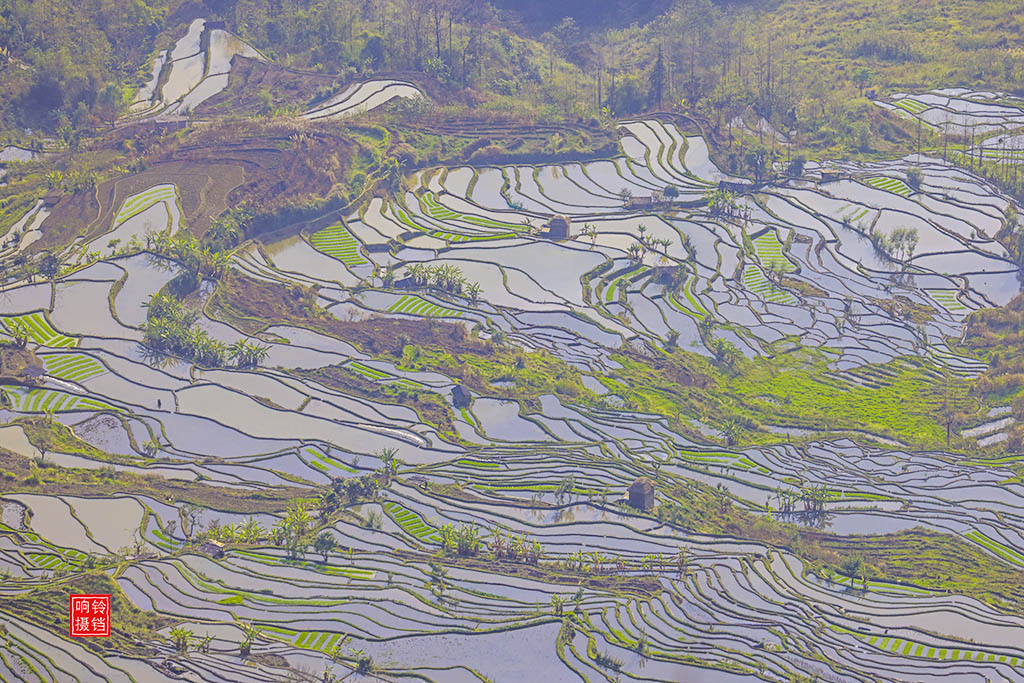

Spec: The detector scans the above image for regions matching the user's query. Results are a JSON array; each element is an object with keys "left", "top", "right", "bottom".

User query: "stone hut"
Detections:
[
  {"left": 451, "top": 384, "right": 471, "bottom": 409},
  {"left": 199, "top": 539, "right": 225, "bottom": 558},
  {"left": 628, "top": 477, "right": 655, "bottom": 511},
  {"left": 547, "top": 215, "right": 571, "bottom": 240}
]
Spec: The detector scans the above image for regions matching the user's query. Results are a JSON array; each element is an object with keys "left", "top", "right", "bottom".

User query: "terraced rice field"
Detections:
[
  {"left": 391, "top": 202, "right": 478, "bottom": 242},
  {"left": 2, "top": 312, "right": 77, "bottom": 347},
  {"left": 603, "top": 266, "right": 647, "bottom": 303},
  {"left": 875, "top": 89, "right": 1024, "bottom": 161},
  {"left": 382, "top": 502, "right": 442, "bottom": 543},
  {"left": 742, "top": 263, "right": 797, "bottom": 304},
  {"left": 112, "top": 185, "right": 178, "bottom": 226},
  {"left": 387, "top": 294, "right": 462, "bottom": 317},
  {"left": 892, "top": 97, "right": 929, "bottom": 115},
  {"left": 300, "top": 79, "right": 424, "bottom": 120},
  {"left": 124, "top": 18, "right": 266, "bottom": 119},
  {"left": 4, "top": 96, "right": 1024, "bottom": 682},
  {"left": 308, "top": 223, "right": 368, "bottom": 266},
  {"left": 418, "top": 192, "right": 525, "bottom": 232},
  {"left": 0, "top": 387, "right": 115, "bottom": 412},
  {"left": 927, "top": 288, "right": 970, "bottom": 312},
  {"left": 751, "top": 230, "right": 793, "bottom": 271},
  {"left": 665, "top": 278, "right": 708, "bottom": 320},
  {"left": 865, "top": 176, "right": 913, "bottom": 196},
  {"left": 965, "top": 529, "right": 1024, "bottom": 567},
  {"left": 40, "top": 353, "right": 106, "bottom": 382}
]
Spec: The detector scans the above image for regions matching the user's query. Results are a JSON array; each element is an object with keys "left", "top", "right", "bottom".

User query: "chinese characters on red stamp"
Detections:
[{"left": 69, "top": 594, "right": 110, "bottom": 637}]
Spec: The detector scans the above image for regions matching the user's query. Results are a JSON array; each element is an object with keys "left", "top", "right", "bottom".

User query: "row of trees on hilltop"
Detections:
[{"left": 213, "top": 0, "right": 505, "bottom": 89}]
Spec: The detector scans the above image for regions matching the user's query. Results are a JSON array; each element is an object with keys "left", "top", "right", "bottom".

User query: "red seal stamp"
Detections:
[{"left": 69, "top": 594, "right": 110, "bottom": 637}]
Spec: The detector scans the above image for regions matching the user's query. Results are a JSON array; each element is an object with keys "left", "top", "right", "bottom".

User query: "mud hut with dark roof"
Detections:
[
  {"left": 451, "top": 384, "right": 471, "bottom": 409},
  {"left": 546, "top": 215, "right": 571, "bottom": 240},
  {"left": 628, "top": 477, "right": 655, "bottom": 511}
]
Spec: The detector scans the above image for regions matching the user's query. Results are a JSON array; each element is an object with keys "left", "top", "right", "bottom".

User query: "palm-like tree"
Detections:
[
  {"left": 249, "top": 342, "right": 270, "bottom": 366},
  {"left": 721, "top": 419, "right": 740, "bottom": 446},
  {"left": 242, "top": 518, "right": 264, "bottom": 543},
  {"left": 681, "top": 234, "right": 696, "bottom": 261},
  {"left": 208, "top": 251, "right": 230, "bottom": 278},
  {"left": 384, "top": 157, "right": 407, "bottom": 190},
  {"left": 490, "top": 528, "right": 508, "bottom": 558},
  {"left": 228, "top": 340, "right": 248, "bottom": 364},
  {"left": 528, "top": 540, "right": 542, "bottom": 564},
  {"left": 239, "top": 621, "right": 262, "bottom": 657},
  {"left": 550, "top": 594, "right": 564, "bottom": 616},
  {"left": 229, "top": 339, "right": 271, "bottom": 368},
  {"left": 313, "top": 531, "right": 336, "bottom": 563},
  {"left": 406, "top": 263, "right": 429, "bottom": 286},
  {"left": 628, "top": 242, "right": 643, "bottom": 262},
  {"left": 580, "top": 224, "right": 598, "bottom": 247}
]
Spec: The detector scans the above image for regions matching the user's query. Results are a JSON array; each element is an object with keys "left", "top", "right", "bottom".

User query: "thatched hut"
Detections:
[
  {"left": 199, "top": 539, "right": 225, "bottom": 558},
  {"left": 626, "top": 195, "right": 656, "bottom": 209}
]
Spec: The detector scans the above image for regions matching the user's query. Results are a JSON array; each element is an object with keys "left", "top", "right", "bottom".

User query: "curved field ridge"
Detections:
[
  {"left": 875, "top": 88, "right": 1024, "bottom": 137},
  {"left": 86, "top": 184, "right": 183, "bottom": 258},
  {"left": 125, "top": 18, "right": 265, "bottom": 120},
  {"left": 742, "top": 264, "right": 797, "bottom": 304},
  {"left": 866, "top": 176, "right": 913, "bottom": 196},
  {"left": 301, "top": 79, "right": 425, "bottom": 120},
  {"left": 751, "top": 230, "right": 793, "bottom": 271},
  {"left": 112, "top": 185, "right": 178, "bottom": 227}
]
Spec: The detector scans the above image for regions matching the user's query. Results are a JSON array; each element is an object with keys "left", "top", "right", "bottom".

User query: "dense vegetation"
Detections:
[
  {"left": 0, "top": 0, "right": 166, "bottom": 130},
  {"left": 6, "top": 0, "right": 1021, "bottom": 148}
]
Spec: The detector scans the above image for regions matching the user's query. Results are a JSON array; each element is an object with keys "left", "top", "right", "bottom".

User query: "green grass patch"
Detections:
[
  {"left": 964, "top": 529, "right": 1024, "bottom": 568},
  {"left": 752, "top": 230, "right": 794, "bottom": 272},
  {"left": 456, "top": 458, "right": 501, "bottom": 469},
  {"left": 419, "top": 192, "right": 524, "bottom": 232}
]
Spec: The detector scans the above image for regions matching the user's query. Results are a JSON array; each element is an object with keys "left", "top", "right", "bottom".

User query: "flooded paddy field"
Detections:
[{"left": 4, "top": 40, "right": 1024, "bottom": 679}]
